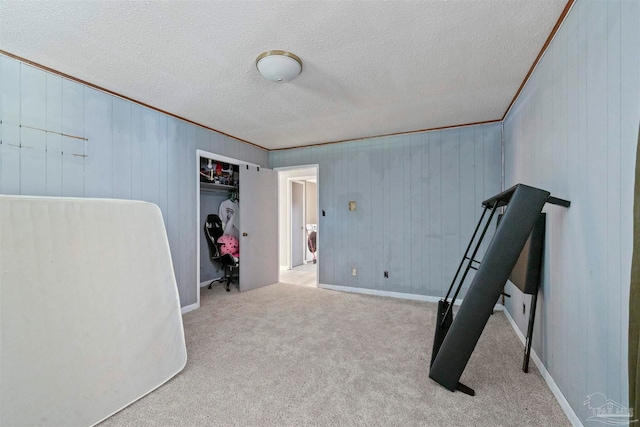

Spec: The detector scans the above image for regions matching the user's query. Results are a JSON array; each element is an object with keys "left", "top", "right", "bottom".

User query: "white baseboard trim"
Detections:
[
  {"left": 502, "top": 308, "right": 582, "bottom": 427},
  {"left": 318, "top": 283, "right": 504, "bottom": 311},
  {"left": 180, "top": 302, "right": 199, "bottom": 315}
]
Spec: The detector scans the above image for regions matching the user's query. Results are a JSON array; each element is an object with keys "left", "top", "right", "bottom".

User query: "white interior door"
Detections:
[
  {"left": 239, "top": 165, "right": 279, "bottom": 291},
  {"left": 291, "top": 181, "right": 304, "bottom": 268}
]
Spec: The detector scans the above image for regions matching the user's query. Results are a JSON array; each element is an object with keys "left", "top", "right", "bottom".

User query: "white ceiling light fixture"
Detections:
[{"left": 256, "top": 50, "right": 302, "bottom": 83}]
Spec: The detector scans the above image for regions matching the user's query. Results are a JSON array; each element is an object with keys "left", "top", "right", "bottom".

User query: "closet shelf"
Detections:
[{"left": 200, "top": 182, "right": 238, "bottom": 193}]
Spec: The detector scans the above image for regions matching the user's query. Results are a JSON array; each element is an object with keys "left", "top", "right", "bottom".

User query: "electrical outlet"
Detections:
[
  {"left": 522, "top": 303, "right": 526, "bottom": 315},
  {"left": 352, "top": 268, "right": 357, "bottom": 276},
  {"left": 349, "top": 201, "right": 356, "bottom": 211},
  {"left": 384, "top": 271, "right": 389, "bottom": 278}
]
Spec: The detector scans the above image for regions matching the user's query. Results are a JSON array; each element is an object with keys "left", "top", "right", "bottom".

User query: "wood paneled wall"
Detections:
[
  {"left": 503, "top": 0, "right": 639, "bottom": 422},
  {"left": 0, "top": 54, "right": 269, "bottom": 308},
  {"left": 270, "top": 123, "right": 502, "bottom": 298}
]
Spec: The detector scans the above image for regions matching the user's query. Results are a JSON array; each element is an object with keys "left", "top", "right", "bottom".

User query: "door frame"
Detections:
[
  {"left": 195, "top": 149, "right": 259, "bottom": 311},
  {"left": 275, "top": 165, "right": 319, "bottom": 287},
  {"left": 290, "top": 180, "right": 306, "bottom": 268}
]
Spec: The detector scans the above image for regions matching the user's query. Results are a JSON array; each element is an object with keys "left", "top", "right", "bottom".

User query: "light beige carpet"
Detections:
[{"left": 99, "top": 283, "right": 569, "bottom": 426}]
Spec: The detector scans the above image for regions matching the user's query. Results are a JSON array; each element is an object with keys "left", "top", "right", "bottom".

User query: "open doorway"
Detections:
[
  {"left": 276, "top": 165, "right": 319, "bottom": 287},
  {"left": 195, "top": 149, "right": 279, "bottom": 309}
]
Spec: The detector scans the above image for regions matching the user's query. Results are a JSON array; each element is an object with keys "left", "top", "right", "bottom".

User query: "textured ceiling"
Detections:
[{"left": 0, "top": 1, "right": 567, "bottom": 150}]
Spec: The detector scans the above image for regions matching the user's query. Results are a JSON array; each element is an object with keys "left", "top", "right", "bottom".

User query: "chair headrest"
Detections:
[
  {"left": 205, "top": 214, "right": 224, "bottom": 239},
  {"left": 206, "top": 214, "right": 223, "bottom": 227}
]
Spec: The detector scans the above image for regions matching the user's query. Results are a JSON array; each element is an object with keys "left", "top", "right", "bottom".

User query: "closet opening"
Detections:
[
  {"left": 276, "top": 165, "right": 319, "bottom": 288},
  {"left": 195, "top": 149, "right": 280, "bottom": 309},
  {"left": 198, "top": 152, "right": 241, "bottom": 297}
]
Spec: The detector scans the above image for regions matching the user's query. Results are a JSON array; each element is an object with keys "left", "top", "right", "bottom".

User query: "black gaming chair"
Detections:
[{"left": 204, "top": 214, "right": 238, "bottom": 292}]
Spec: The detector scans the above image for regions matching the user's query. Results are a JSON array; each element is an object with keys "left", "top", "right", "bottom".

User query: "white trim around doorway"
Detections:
[
  {"left": 274, "top": 164, "right": 320, "bottom": 288},
  {"left": 195, "top": 149, "right": 259, "bottom": 310}
]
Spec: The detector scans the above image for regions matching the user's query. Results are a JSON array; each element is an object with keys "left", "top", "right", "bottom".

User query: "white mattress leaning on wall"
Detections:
[{"left": 0, "top": 195, "right": 187, "bottom": 427}]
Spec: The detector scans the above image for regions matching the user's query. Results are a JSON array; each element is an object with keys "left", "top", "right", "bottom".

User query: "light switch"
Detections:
[
  {"left": 349, "top": 201, "right": 356, "bottom": 211},
  {"left": 352, "top": 268, "right": 357, "bottom": 276}
]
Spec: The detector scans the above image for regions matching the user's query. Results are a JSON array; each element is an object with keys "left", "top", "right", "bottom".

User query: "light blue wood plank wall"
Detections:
[
  {"left": 0, "top": 54, "right": 269, "bottom": 308},
  {"left": 503, "top": 0, "right": 639, "bottom": 423},
  {"left": 270, "top": 122, "right": 502, "bottom": 299}
]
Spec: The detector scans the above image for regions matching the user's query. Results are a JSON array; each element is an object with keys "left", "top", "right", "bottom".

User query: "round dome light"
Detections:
[{"left": 256, "top": 50, "right": 303, "bottom": 83}]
